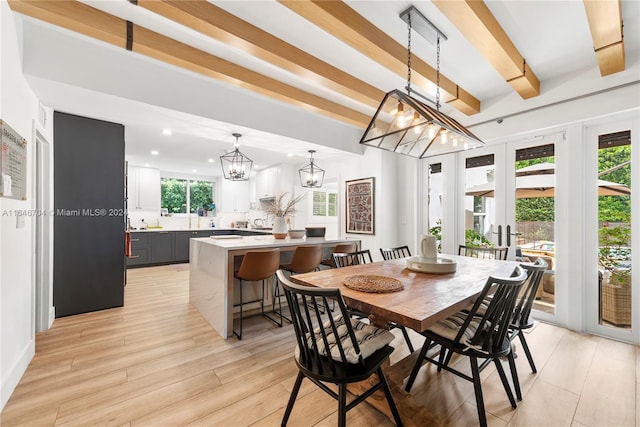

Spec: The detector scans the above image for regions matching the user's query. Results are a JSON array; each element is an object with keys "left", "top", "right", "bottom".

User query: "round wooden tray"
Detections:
[{"left": 343, "top": 275, "right": 404, "bottom": 293}]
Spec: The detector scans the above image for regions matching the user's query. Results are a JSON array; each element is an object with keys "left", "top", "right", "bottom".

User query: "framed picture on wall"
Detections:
[{"left": 345, "top": 177, "right": 375, "bottom": 235}]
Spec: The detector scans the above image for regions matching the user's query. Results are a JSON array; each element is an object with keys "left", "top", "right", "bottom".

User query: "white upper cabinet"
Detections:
[
  {"left": 128, "top": 165, "right": 161, "bottom": 211},
  {"left": 219, "top": 178, "right": 250, "bottom": 212},
  {"left": 255, "top": 164, "right": 295, "bottom": 200}
]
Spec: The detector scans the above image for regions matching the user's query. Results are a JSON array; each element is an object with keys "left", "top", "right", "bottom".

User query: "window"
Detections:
[
  {"left": 161, "top": 178, "right": 214, "bottom": 214},
  {"left": 312, "top": 190, "right": 337, "bottom": 217}
]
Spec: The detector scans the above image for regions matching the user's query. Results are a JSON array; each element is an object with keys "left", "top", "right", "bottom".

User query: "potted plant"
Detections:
[
  {"left": 265, "top": 192, "right": 306, "bottom": 239},
  {"left": 598, "top": 225, "right": 631, "bottom": 326}
]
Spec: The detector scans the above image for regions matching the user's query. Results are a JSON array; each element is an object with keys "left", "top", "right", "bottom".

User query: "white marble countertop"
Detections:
[{"left": 196, "top": 235, "right": 354, "bottom": 250}]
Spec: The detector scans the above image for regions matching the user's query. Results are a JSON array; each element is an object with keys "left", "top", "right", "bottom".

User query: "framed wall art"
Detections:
[{"left": 345, "top": 177, "right": 374, "bottom": 235}]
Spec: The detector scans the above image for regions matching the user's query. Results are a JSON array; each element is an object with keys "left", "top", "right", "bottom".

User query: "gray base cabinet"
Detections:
[
  {"left": 128, "top": 230, "right": 221, "bottom": 267},
  {"left": 128, "top": 233, "right": 150, "bottom": 266},
  {"left": 150, "top": 232, "right": 174, "bottom": 264}
]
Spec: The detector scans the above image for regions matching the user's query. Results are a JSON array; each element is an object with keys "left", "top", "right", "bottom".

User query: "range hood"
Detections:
[{"left": 259, "top": 196, "right": 275, "bottom": 211}]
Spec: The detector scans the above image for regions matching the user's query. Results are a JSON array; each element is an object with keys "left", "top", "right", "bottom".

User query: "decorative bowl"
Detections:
[
  {"left": 288, "top": 230, "right": 306, "bottom": 239},
  {"left": 305, "top": 227, "right": 326, "bottom": 237}
]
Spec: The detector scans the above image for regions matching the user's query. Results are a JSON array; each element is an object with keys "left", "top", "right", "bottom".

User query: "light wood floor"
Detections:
[{"left": 1, "top": 264, "right": 638, "bottom": 426}]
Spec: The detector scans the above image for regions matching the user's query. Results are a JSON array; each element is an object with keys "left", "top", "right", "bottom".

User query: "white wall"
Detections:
[{"left": 0, "top": 1, "right": 41, "bottom": 409}]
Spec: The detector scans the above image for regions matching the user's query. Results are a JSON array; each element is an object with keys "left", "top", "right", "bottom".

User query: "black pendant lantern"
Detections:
[
  {"left": 298, "top": 150, "right": 325, "bottom": 188},
  {"left": 220, "top": 133, "right": 252, "bottom": 181}
]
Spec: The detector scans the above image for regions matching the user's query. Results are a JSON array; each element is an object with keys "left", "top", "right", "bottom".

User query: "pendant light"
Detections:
[
  {"left": 220, "top": 133, "right": 253, "bottom": 181},
  {"left": 298, "top": 149, "right": 325, "bottom": 188},
  {"left": 359, "top": 6, "right": 484, "bottom": 158}
]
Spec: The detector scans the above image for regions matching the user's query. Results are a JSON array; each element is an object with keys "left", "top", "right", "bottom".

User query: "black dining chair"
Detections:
[
  {"left": 507, "top": 258, "right": 547, "bottom": 398},
  {"left": 405, "top": 266, "right": 528, "bottom": 427},
  {"left": 333, "top": 249, "right": 415, "bottom": 353},
  {"left": 380, "top": 245, "right": 411, "bottom": 260},
  {"left": 459, "top": 244, "right": 509, "bottom": 260},
  {"left": 331, "top": 249, "right": 373, "bottom": 267},
  {"left": 275, "top": 270, "right": 403, "bottom": 427}
]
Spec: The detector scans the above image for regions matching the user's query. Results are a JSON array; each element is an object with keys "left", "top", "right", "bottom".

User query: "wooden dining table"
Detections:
[{"left": 290, "top": 254, "right": 520, "bottom": 426}]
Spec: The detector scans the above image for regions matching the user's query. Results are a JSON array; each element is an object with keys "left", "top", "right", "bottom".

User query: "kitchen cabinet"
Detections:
[
  {"left": 174, "top": 230, "right": 213, "bottom": 261},
  {"left": 128, "top": 165, "right": 161, "bottom": 211},
  {"left": 219, "top": 178, "right": 250, "bottom": 212},
  {"left": 255, "top": 164, "right": 295, "bottom": 201},
  {"left": 150, "top": 231, "right": 173, "bottom": 263},
  {"left": 128, "top": 232, "right": 150, "bottom": 266}
]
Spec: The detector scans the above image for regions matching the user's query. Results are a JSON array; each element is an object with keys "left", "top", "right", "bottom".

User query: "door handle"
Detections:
[
  {"left": 492, "top": 225, "right": 503, "bottom": 246},
  {"left": 506, "top": 225, "right": 522, "bottom": 246}
]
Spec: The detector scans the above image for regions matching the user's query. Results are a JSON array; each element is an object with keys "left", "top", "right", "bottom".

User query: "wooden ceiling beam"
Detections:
[
  {"left": 279, "top": 0, "right": 481, "bottom": 116},
  {"left": 135, "top": 0, "right": 385, "bottom": 107},
  {"left": 433, "top": 0, "right": 540, "bottom": 99},
  {"left": 583, "top": 0, "right": 625, "bottom": 76},
  {"left": 8, "top": 0, "right": 371, "bottom": 128}
]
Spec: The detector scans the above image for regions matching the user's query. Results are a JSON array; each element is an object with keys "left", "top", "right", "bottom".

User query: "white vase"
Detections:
[{"left": 272, "top": 217, "right": 288, "bottom": 239}]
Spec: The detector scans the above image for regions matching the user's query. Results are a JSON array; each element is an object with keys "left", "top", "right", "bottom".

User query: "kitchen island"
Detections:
[{"left": 189, "top": 235, "right": 359, "bottom": 339}]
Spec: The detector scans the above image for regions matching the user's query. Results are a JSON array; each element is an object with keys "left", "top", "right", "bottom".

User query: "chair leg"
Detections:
[
  {"left": 282, "top": 371, "right": 304, "bottom": 426},
  {"left": 233, "top": 279, "right": 244, "bottom": 340},
  {"left": 378, "top": 367, "right": 403, "bottom": 427},
  {"left": 399, "top": 325, "right": 414, "bottom": 353},
  {"left": 438, "top": 347, "right": 452, "bottom": 372},
  {"left": 518, "top": 331, "right": 537, "bottom": 373},
  {"left": 338, "top": 383, "right": 347, "bottom": 427},
  {"left": 507, "top": 351, "right": 522, "bottom": 401},
  {"left": 470, "top": 357, "right": 488, "bottom": 427},
  {"left": 263, "top": 277, "right": 286, "bottom": 327},
  {"left": 493, "top": 357, "right": 517, "bottom": 408},
  {"left": 405, "top": 338, "right": 431, "bottom": 392}
]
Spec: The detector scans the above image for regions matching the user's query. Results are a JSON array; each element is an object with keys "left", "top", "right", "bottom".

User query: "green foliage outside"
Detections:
[
  {"left": 465, "top": 229, "right": 493, "bottom": 247},
  {"left": 430, "top": 220, "right": 442, "bottom": 252},
  {"left": 598, "top": 145, "right": 631, "bottom": 222},
  {"left": 189, "top": 181, "right": 214, "bottom": 214},
  {"left": 161, "top": 178, "right": 213, "bottom": 214},
  {"left": 514, "top": 157, "right": 555, "bottom": 222},
  {"left": 598, "top": 225, "right": 631, "bottom": 286},
  {"left": 161, "top": 178, "right": 187, "bottom": 214},
  {"left": 514, "top": 146, "right": 631, "bottom": 224}
]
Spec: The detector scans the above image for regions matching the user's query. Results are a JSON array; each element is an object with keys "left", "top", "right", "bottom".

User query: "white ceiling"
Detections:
[{"left": 11, "top": 0, "right": 640, "bottom": 177}]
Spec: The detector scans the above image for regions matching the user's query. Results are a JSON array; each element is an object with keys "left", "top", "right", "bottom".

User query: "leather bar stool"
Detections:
[
  {"left": 279, "top": 245, "right": 324, "bottom": 319},
  {"left": 319, "top": 242, "right": 358, "bottom": 268},
  {"left": 233, "top": 248, "right": 281, "bottom": 340},
  {"left": 280, "top": 245, "right": 323, "bottom": 274}
]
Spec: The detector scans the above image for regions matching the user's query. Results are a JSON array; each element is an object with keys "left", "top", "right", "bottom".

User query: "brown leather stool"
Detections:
[
  {"left": 233, "top": 248, "right": 281, "bottom": 339},
  {"left": 319, "top": 243, "right": 358, "bottom": 268},
  {"left": 278, "top": 245, "right": 324, "bottom": 319},
  {"left": 280, "top": 245, "right": 323, "bottom": 274}
]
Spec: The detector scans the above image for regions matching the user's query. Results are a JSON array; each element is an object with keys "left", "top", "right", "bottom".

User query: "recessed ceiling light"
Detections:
[
  {"left": 151, "top": 150, "right": 159, "bottom": 155},
  {"left": 144, "top": 163, "right": 150, "bottom": 167},
  {"left": 254, "top": 165, "right": 261, "bottom": 169},
  {"left": 162, "top": 129, "right": 172, "bottom": 135},
  {"left": 208, "top": 158, "right": 214, "bottom": 163},
  {"left": 192, "top": 169, "right": 197, "bottom": 173},
  {"left": 287, "top": 153, "right": 294, "bottom": 157}
]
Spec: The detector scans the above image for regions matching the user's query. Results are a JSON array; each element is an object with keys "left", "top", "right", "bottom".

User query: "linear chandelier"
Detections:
[
  {"left": 298, "top": 149, "right": 325, "bottom": 188},
  {"left": 359, "top": 6, "right": 484, "bottom": 158},
  {"left": 220, "top": 133, "right": 253, "bottom": 181}
]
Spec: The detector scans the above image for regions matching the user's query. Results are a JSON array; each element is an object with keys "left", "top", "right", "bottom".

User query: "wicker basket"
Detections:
[{"left": 600, "top": 281, "right": 631, "bottom": 327}]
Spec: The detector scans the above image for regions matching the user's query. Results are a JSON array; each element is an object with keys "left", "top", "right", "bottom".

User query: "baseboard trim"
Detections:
[{"left": 1, "top": 338, "right": 35, "bottom": 410}]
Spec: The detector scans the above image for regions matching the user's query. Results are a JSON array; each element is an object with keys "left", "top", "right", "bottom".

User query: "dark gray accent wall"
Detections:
[{"left": 53, "top": 112, "right": 125, "bottom": 317}]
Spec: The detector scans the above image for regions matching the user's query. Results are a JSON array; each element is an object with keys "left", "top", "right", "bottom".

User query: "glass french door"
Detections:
[
  {"left": 457, "top": 134, "right": 562, "bottom": 323},
  {"left": 585, "top": 117, "right": 638, "bottom": 343}
]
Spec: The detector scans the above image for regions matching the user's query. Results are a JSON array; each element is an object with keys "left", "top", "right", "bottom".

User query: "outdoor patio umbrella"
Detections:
[{"left": 465, "top": 163, "right": 631, "bottom": 198}]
